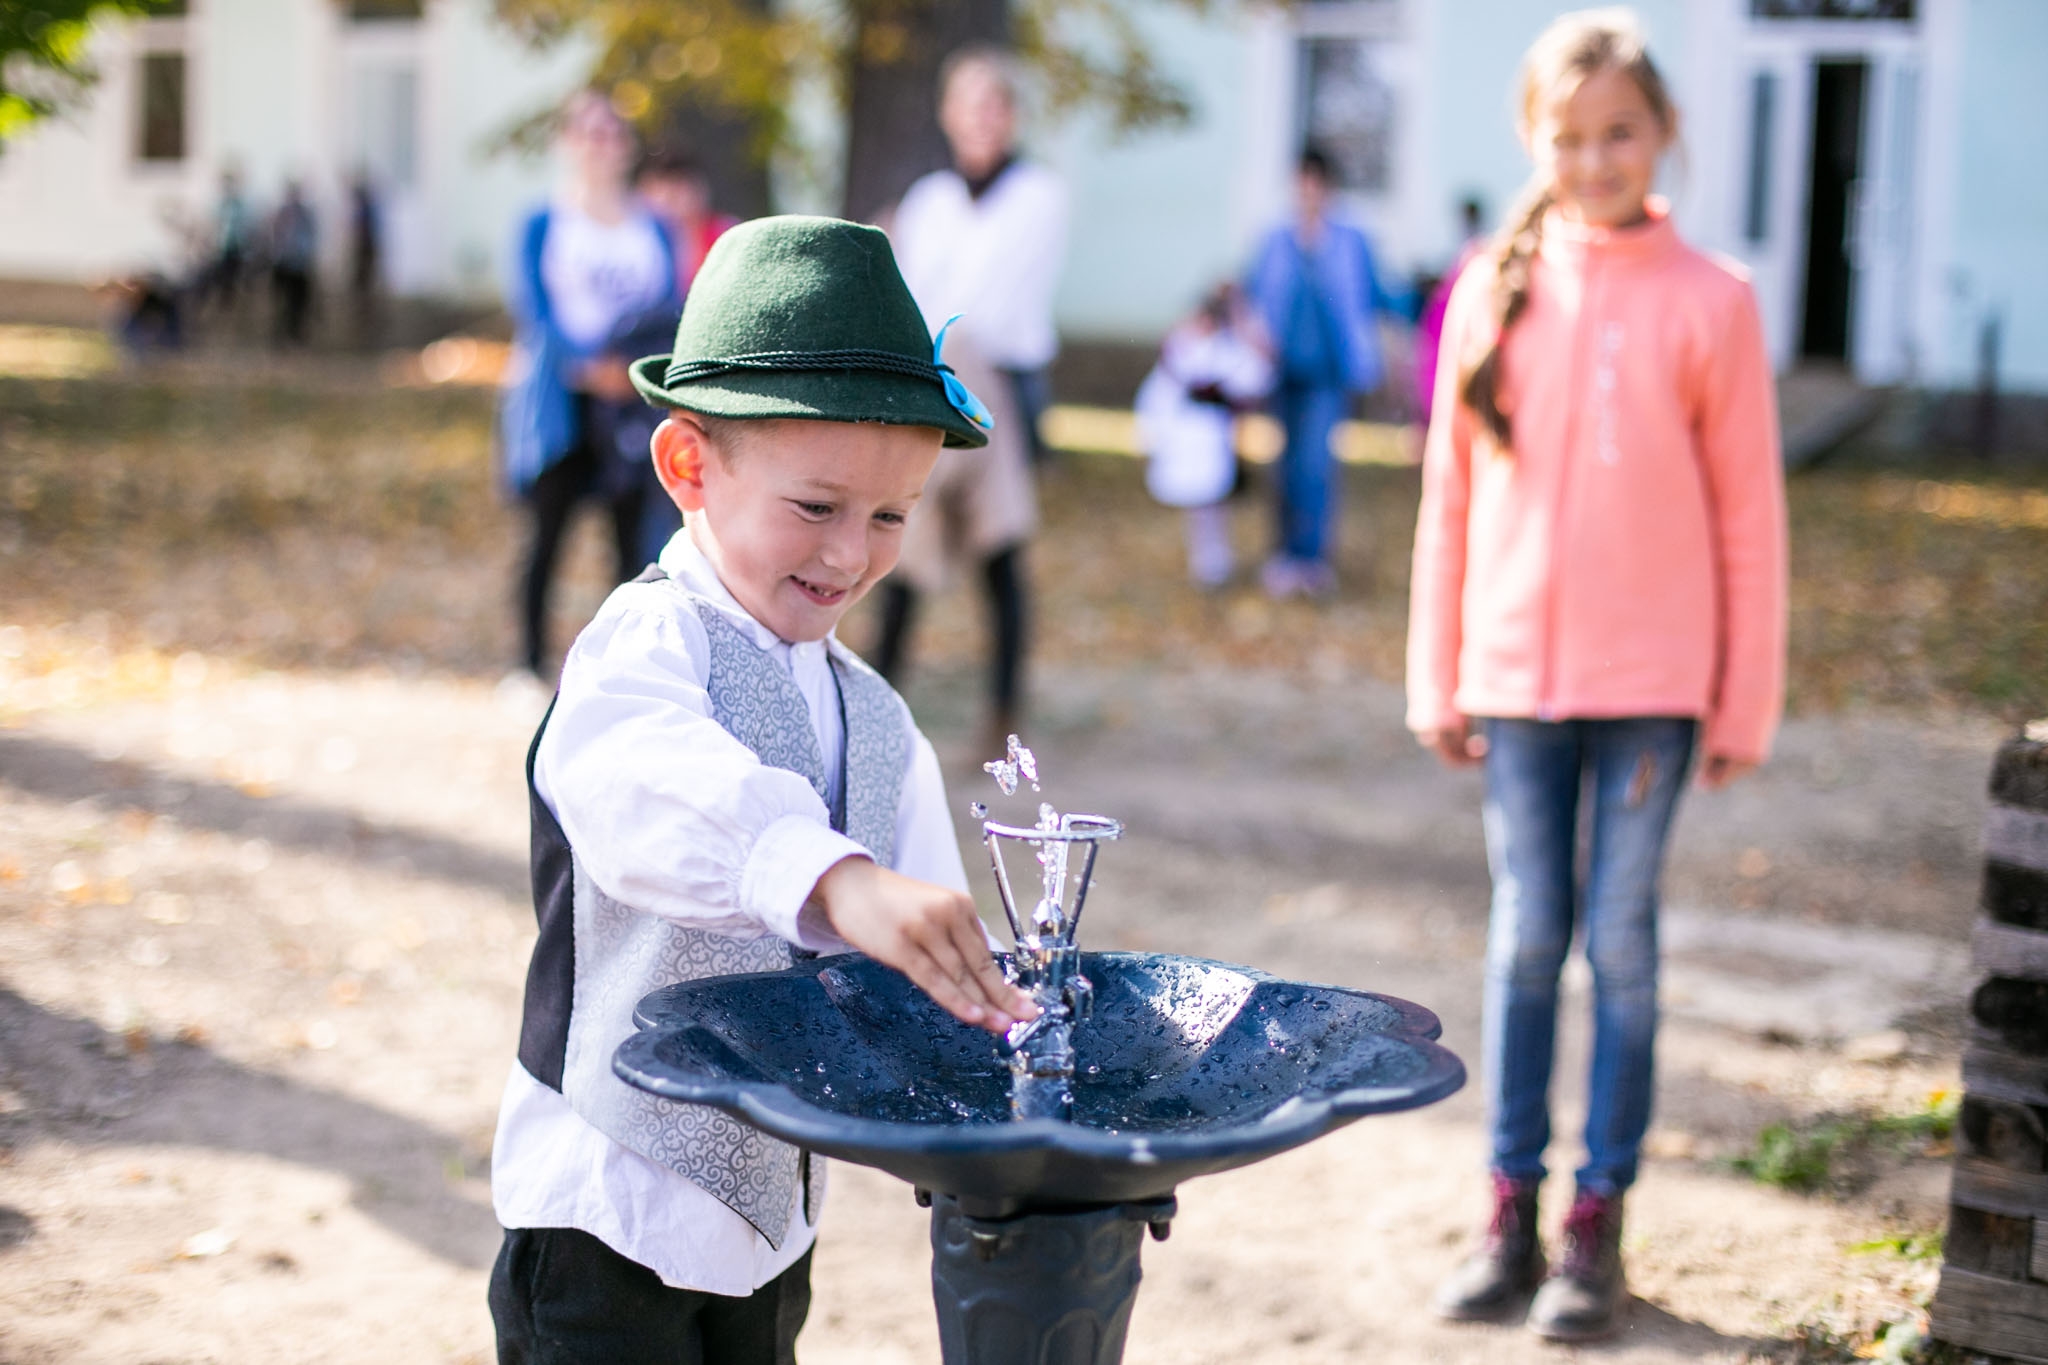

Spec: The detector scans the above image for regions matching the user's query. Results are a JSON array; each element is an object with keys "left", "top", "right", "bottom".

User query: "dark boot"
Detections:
[
  {"left": 1527, "top": 1187, "right": 1627, "bottom": 1341},
  {"left": 1432, "top": 1174, "right": 1546, "bottom": 1321}
]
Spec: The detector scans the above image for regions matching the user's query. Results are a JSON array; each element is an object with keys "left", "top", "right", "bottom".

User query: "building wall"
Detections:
[
  {"left": 0, "top": 0, "right": 579, "bottom": 301},
  {"left": 1938, "top": 0, "right": 2048, "bottom": 389},
  {"left": 1041, "top": 5, "right": 1289, "bottom": 343}
]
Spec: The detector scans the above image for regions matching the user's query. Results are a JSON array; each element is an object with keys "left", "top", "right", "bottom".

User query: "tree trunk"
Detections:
[{"left": 841, "top": 0, "right": 1009, "bottom": 223}]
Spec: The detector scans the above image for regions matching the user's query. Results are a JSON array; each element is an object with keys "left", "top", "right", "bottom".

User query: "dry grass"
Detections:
[{"left": 2, "top": 369, "right": 2044, "bottom": 729}]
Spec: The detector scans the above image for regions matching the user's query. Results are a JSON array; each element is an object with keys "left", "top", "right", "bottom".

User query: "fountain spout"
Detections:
[{"left": 975, "top": 736, "right": 1121, "bottom": 1122}]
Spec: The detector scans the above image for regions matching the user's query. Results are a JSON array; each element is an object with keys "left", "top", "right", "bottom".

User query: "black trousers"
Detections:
[
  {"left": 518, "top": 429, "right": 646, "bottom": 673},
  {"left": 872, "top": 544, "right": 1026, "bottom": 718},
  {"left": 489, "top": 1226, "right": 812, "bottom": 1365}
]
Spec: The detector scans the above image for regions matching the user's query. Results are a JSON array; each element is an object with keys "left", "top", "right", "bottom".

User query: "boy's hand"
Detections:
[{"left": 811, "top": 857, "right": 1036, "bottom": 1034}]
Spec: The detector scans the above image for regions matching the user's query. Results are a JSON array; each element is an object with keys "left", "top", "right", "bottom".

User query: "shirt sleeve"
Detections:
[
  {"left": 1694, "top": 282, "right": 1789, "bottom": 764},
  {"left": 1405, "top": 266, "right": 1484, "bottom": 734},
  {"left": 891, "top": 730, "right": 971, "bottom": 893},
  {"left": 533, "top": 592, "right": 868, "bottom": 948}
]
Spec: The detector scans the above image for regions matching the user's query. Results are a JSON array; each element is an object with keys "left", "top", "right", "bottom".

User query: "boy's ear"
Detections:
[{"left": 651, "top": 416, "right": 710, "bottom": 513}]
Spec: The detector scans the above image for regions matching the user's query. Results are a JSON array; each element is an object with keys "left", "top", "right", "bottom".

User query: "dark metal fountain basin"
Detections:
[{"left": 614, "top": 951, "right": 1464, "bottom": 1213}]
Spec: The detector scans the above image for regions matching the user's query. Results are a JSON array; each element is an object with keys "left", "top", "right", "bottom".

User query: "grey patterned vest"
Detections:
[{"left": 515, "top": 585, "right": 911, "bottom": 1247}]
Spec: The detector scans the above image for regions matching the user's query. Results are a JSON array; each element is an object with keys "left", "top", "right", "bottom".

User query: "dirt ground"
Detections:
[
  {"left": 0, "top": 653, "right": 1994, "bottom": 1364},
  {"left": 0, "top": 359, "right": 2026, "bottom": 1362}
]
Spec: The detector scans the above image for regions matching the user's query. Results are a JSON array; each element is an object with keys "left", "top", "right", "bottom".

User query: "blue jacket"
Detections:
[
  {"left": 496, "top": 205, "right": 679, "bottom": 496},
  {"left": 1247, "top": 218, "right": 1406, "bottom": 396}
]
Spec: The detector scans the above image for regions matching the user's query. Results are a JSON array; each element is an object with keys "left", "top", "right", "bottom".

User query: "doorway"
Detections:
[{"left": 1799, "top": 59, "right": 1867, "bottom": 360}]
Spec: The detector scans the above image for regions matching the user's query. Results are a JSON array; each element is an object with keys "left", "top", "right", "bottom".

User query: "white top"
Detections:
[
  {"left": 539, "top": 201, "right": 673, "bottom": 351},
  {"left": 1135, "top": 323, "right": 1274, "bottom": 508},
  {"left": 892, "top": 161, "right": 1069, "bottom": 370},
  {"left": 491, "top": 531, "right": 971, "bottom": 1294}
]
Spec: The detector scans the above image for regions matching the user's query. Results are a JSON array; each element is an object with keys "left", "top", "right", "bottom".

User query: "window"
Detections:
[
  {"left": 344, "top": 0, "right": 424, "bottom": 20},
  {"left": 1751, "top": 0, "right": 1916, "bottom": 18},
  {"left": 1743, "top": 71, "right": 1776, "bottom": 244},
  {"left": 1297, "top": 38, "right": 1397, "bottom": 194},
  {"left": 136, "top": 50, "right": 186, "bottom": 162}
]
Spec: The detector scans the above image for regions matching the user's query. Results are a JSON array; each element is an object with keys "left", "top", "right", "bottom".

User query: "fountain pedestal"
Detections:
[{"left": 927, "top": 1193, "right": 1175, "bottom": 1365}]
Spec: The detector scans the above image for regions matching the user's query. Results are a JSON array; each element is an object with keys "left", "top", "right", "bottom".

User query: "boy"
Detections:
[{"left": 488, "top": 215, "right": 1033, "bottom": 1364}]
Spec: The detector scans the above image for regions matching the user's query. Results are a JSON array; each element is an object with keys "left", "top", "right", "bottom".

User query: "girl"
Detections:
[{"left": 1407, "top": 9, "right": 1787, "bottom": 1342}]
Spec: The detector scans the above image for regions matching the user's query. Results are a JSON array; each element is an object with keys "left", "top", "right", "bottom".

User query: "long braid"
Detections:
[
  {"left": 1459, "top": 179, "right": 1554, "bottom": 451},
  {"left": 1458, "top": 7, "right": 1675, "bottom": 455}
]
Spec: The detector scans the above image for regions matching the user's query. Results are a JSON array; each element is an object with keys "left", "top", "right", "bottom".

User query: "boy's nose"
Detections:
[{"left": 817, "top": 523, "right": 867, "bottom": 578}]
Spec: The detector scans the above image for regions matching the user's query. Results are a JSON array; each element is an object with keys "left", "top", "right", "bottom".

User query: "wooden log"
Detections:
[
  {"left": 1968, "top": 1037, "right": 2048, "bottom": 1109},
  {"left": 1953, "top": 1156, "right": 2048, "bottom": 1220},
  {"left": 1960, "top": 1095, "right": 2048, "bottom": 1170},
  {"left": 1977, "top": 919, "right": 2048, "bottom": 982},
  {"left": 1990, "top": 734, "right": 2048, "bottom": 813},
  {"left": 1932, "top": 1265, "right": 2048, "bottom": 1363},
  {"left": 1974, "top": 977, "right": 2048, "bottom": 1054},
  {"left": 1946, "top": 1204, "right": 2035, "bottom": 1280},
  {"left": 1987, "top": 858, "right": 2048, "bottom": 932}
]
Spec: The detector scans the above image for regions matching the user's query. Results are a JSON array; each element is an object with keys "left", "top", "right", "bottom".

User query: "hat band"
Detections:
[{"left": 663, "top": 348, "right": 948, "bottom": 390}]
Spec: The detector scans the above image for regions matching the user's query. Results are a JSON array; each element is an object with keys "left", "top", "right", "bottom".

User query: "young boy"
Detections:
[{"left": 487, "top": 215, "right": 1034, "bottom": 1364}]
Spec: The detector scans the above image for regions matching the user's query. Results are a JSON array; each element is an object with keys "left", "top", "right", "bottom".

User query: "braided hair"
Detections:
[{"left": 1460, "top": 8, "right": 1676, "bottom": 451}]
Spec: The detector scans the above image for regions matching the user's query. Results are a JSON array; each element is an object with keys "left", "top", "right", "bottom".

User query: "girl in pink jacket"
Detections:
[{"left": 1410, "top": 10, "right": 1787, "bottom": 1342}]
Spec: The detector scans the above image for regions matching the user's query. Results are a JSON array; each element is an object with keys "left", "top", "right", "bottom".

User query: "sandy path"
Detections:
[{"left": 0, "top": 662, "right": 1987, "bottom": 1362}]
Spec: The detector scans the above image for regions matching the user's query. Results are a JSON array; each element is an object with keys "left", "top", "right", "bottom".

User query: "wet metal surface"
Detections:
[{"left": 615, "top": 952, "right": 1465, "bottom": 1210}]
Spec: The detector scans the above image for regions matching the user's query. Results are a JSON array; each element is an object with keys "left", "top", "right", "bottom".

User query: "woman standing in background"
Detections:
[{"left": 497, "top": 93, "right": 679, "bottom": 682}]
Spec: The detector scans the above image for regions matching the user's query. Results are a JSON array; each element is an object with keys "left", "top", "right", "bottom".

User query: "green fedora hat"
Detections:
[{"left": 629, "top": 214, "right": 991, "bottom": 449}]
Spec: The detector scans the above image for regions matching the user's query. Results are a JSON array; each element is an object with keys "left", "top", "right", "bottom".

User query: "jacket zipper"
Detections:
[{"left": 1537, "top": 250, "right": 1597, "bottom": 721}]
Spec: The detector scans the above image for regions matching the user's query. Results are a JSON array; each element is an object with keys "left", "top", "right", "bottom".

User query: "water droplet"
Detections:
[
  {"left": 969, "top": 801, "right": 988, "bottom": 820},
  {"left": 1086, "top": 1064, "right": 1100, "bottom": 1075}
]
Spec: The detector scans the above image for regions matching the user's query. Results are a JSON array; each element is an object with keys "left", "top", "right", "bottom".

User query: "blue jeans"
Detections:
[
  {"left": 1478, "top": 716, "right": 1697, "bottom": 1196},
  {"left": 1272, "top": 383, "right": 1349, "bottom": 565}
]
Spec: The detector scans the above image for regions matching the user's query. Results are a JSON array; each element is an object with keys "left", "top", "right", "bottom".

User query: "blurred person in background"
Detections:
[
  {"left": 635, "top": 147, "right": 739, "bottom": 297},
  {"left": 881, "top": 45, "right": 1066, "bottom": 744},
  {"left": 497, "top": 91, "right": 681, "bottom": 682},
  {"left": 347, "top": 172, "right": 383, "bottom": 348},
  {"left": 593, "top": 147, "right": 719, "bottom": 570},
  {"left": 1134, "top": 283, "right": 1273, "bottom": 589},
  {"left": 1415, "top": 195, "right": 1488, "bottom": 425},
  {"left": 1246, "top": 146, "right": 1406, "bottom": 598},
  {"left": 202, "top": 166, "right": 254, "bottom": 316},
  {"left": 269, "top": 179, "right": 318, "bottom": 346}
]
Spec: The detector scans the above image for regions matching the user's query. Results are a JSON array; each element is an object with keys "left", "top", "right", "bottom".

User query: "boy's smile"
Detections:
[{"left": 652, "top": 416, "right": 942, "bottom": 644}]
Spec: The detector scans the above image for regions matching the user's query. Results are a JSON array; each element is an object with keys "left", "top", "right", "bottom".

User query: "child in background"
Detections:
[
  {"left": 634, "top": 147, "right": 740, "bottom": 296},
  {"left": 1408, "top": 9, "right": 1786, "bottom": 1343},
  {"left": 1134, "top": 284, "right": 1273, "bottom": 588},
  {"left": 1414, "top": 195, "right": 1487, "bottom": 426},
  {"left": 488, "top": 216, "right": 1032, "bottom": 1364}
]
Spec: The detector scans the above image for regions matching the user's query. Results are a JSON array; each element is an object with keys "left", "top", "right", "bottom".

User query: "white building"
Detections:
[
  {"left": 0, "top": 0, "right": 585, "bottom": 300},
  {"left": 1042, "top": 0, "right": 2048, "bottom": 395},
  {"left": 2, "top": 0, "right": 2042, "bottom": 396}
]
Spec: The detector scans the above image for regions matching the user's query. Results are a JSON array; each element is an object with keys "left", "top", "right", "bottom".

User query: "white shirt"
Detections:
[
  {"left": 892, "top": 161, "right": 1069, "bottom": 370},
  {"left": 539, "top": 202, "right": 673, "bottom": 351},
  {"left": 1136, "top": 322, "right": 1275, "bottom": 508},
  {"left": 491, "top": 531, "right": 971, "bottom": 1293}
]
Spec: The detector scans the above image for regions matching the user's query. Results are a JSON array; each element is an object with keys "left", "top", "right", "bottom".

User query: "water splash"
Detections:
[{"left": 981, "top": 734, "right": 1039, "bottom": 797}]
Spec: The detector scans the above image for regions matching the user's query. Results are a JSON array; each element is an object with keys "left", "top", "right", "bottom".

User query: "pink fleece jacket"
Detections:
[{"left": 1406, "top": 203, "right": 1788, "bottom": 763}]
